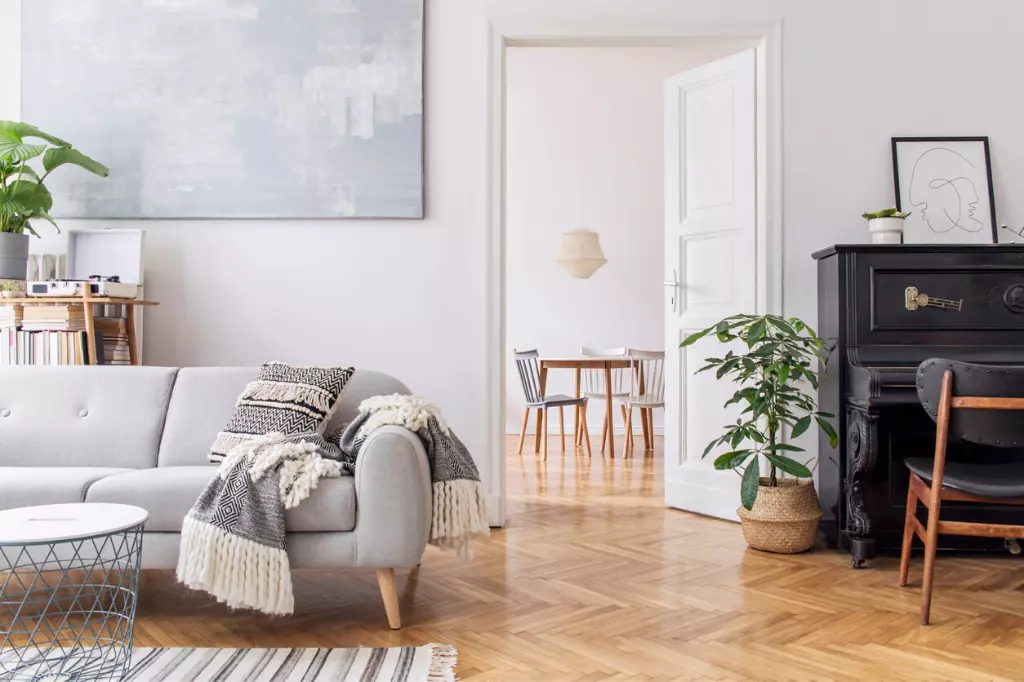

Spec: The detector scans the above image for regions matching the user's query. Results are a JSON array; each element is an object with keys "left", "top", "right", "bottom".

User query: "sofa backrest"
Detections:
[
  {"left": 0, "top": 366, "right": 177, "bottom": 468},
  {"left": 157, "top": 367, "right": 411, "bottom": 466}
]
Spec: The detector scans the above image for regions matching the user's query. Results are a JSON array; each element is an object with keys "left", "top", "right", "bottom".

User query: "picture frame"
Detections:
[{"left": 892, "top": 136, "right": 997, "bottom": 244}]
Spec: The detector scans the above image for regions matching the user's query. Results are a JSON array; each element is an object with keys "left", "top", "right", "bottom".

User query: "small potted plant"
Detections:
[
  {"left": 0, "top": 121, "right": 108, "bottom": 279},
  {"left": 862, "top": 207, "right": 910, "bottom": 245},
  {"left": 681, "top": 314, "right": 838, "bottom": 554}
]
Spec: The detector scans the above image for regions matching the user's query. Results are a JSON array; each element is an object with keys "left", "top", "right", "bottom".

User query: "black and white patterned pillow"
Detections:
[{"left": 209, "top": 362, "right": 355, "bottom": 463}]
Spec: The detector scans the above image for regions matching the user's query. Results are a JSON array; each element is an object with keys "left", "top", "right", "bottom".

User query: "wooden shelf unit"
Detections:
[{"left": 2, "top": 295, "right": 158, "bottom": 366}]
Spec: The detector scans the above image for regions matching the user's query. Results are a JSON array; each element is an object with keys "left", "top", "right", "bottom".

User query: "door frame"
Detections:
[{"left": 484, "top": 12, "right": 784, "bottom": 527}]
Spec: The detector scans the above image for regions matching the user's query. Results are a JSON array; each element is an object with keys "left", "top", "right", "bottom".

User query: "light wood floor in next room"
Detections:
[{"left": 135, "top": 435, "right": 1024, "bottom": 681}]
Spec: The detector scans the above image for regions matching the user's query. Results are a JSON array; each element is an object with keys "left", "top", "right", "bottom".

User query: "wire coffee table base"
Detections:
[{"left": 0, "top": 514, "right": 145, "bottom": 681}]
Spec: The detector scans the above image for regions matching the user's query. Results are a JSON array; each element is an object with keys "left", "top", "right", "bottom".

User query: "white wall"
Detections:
[
  {"left": 6, "top": 0, "right": 1024, "bottom": 509},
  {"left": 505, "top": 44, "right": 749, "bottom": 434}
]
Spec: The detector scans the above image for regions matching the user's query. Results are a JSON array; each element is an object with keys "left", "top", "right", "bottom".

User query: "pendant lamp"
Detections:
[{"left": 557, "top": 228, "right": 607, "bottom": 279}]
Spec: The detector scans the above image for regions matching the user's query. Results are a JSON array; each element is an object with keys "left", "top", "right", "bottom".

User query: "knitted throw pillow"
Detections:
[{"left": 209, "top": 362, "right": 355, "bottom": 463}]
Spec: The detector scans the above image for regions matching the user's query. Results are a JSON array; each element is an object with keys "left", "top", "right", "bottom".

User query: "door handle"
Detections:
[{"left": 664, "top": 268, "right": 679, "bottom": 312}]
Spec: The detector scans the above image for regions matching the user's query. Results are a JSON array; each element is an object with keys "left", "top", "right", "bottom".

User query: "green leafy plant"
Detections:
[
  {"left": 680, "top": 314, "right": 838, "bottom": 510},
  {"left": 0, "top": 121, "right": 109, "bottom": 235},
  {"left": 862, "top": 208, "right": 910, "bottom": 220}
]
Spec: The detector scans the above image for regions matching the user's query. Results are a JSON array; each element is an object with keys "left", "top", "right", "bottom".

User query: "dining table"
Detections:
[{"left": 537, "top": 356, "right": 634, "bottom": 458}]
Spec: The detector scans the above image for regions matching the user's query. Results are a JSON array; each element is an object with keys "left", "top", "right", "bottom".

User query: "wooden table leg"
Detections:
[
  {"left": 126, "top": 304, "right": 139, "bottom": 366},
  {"left": 604, "top": 365, "right": 615, "bottom": 458},
  {"left": 82, "top": 299, "right": 98, "bottom": 365},
  {"left": 534, "top": 409, "right": 543, "bottom": 453},
  {"left": 573, "top": 368, "right": 582, "bottom": 447}
]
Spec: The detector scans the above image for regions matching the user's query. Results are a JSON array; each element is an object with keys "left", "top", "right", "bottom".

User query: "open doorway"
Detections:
[{"left": 495, "top": 36, "right": 779, "bottom": 520}]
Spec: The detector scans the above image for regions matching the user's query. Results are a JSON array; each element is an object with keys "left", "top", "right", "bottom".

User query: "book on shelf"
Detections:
[
  {"left": 95, "top": 317, "right": 131, "bottom": 366},
  {"left": 0, "top": 329, "right": 105, "bottom": 366},
  {"left": 0, "top": 305, "right": 22, "bottom": 328},
  {"left": 20, "top": 305, "right": 86, "bottom": 332}
]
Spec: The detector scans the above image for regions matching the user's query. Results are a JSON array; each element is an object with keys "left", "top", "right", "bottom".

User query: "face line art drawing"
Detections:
[{"left": 908, "top": 147, "right": 984, "bottom": 234}]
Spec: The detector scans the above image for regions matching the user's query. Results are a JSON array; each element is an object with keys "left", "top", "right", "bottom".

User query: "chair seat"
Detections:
[
  {"left": 582, "top": 391, "right": 629, "bottom": 399},
  {"left": 612, "top": 394, "right": 664, "bottom": 408},
  {"left": 527, "top": 394, "right": 586, "bottom": 408},
  {"left": 905, "top": 457, "right": 1024, "bottom": 498}
]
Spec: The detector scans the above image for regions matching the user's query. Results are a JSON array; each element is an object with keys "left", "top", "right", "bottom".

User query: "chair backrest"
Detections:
[
  {"left": 629, "top": 349, "right": 666, "bottom": 402},
  {"left": 513, "top": 349, "right": 544, "bottom": 404},
  {"left": 917, "top": 358, "right": 1024, "bottom": 447},
  {"left": 580, "top": 346, "right": 627, "bottom": 395}
]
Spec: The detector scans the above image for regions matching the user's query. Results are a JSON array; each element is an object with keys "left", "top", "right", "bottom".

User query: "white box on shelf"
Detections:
[{"left": 66, "top": 229, "right": 145, "bottom": 284}]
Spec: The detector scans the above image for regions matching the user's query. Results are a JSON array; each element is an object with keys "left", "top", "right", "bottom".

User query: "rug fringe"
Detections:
[
  {"left": 176, "top": 516, "right": 294, "bottom": 616},
  {"left": 425, "top": 643, "right": 458, "bottom": 682}
]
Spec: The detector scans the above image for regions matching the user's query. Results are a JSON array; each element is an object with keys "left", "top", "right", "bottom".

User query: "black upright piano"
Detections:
[{"left": 814, "top": 244, "right": 1024, "bottom": 567}]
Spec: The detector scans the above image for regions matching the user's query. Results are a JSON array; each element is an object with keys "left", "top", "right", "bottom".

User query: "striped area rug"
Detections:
[{"left": 125, "top": 646, "right": 457, "bottom": 682}]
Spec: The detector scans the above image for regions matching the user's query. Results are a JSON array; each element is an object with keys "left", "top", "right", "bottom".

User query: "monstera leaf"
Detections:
[
  {"left": 42, "top": 147, "right": 109, "bottom": 177},
  {"left": 0, "top": 121, "right": 106, "bottom": 235},
  {"left": 0, "top": 121, "right": 70, "bottom": 164},
  {"left": 7, "top": 180, "right": 53, "bottom": 214}
]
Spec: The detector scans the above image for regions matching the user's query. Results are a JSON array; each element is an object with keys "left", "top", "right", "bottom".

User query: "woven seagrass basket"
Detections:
[{"left": 736, "top": 478, "right": 823, "bottom": 554}]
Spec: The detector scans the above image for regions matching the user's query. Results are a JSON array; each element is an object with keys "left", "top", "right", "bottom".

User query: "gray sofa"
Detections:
[{"left": 0, "top": 366, "right": 432, "bottom": 628}]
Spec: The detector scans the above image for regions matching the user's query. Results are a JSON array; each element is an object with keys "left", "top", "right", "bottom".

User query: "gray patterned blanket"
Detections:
[{"left": 176, "top": 394, "right": 489, "bottom": 615}]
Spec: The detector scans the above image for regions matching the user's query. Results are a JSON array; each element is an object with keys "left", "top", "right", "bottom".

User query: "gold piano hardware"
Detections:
[{"left": 905, "top": 287, "right": 963, "bottom": 312}]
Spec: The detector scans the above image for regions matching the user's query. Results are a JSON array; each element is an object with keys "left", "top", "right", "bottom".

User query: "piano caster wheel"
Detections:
[
  {"left": 845, "top": 533, "right": 876, "bottom": 569},
  {"left": 1006, "top": 538, "right": 1022, "bottom": 556}
]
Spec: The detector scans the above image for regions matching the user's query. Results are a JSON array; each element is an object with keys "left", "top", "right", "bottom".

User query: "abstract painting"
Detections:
[
  {"left": 892, "top": 137, "right": 996, "bottom": 244},
  {"left": 22, "top": 0, "right": 424, "bottom": 219}
]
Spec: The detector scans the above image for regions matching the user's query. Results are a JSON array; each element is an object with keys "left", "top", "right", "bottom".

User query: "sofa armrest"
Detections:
[{"left": 352, "top": 425, "right": 432, "bottom": 568}]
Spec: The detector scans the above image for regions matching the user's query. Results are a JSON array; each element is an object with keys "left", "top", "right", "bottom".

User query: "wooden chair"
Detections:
[
  {"left": 578, "top": 346, "right": 628, "bottom": 451},
  {"left": 899, "top": 358, "right": 1024, "bottom": 625},
  {"left": 613, "top": 350, "right": 665, "bottom": 453},
  {"left": 513, "top": 349, "right": 592, "bottom": 459}
]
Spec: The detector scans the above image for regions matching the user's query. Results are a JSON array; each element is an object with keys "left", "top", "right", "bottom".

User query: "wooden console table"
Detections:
[{"left": 1, "top": 296, "right": 158, "bottom": 366}]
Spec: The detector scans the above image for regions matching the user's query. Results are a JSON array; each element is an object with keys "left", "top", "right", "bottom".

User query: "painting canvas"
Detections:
[
  {"left": 892, "top": 137, "right": 996, "bottom": 244},
  {"left": 22, "top": 0, "right": 424, "bottom": 219}
]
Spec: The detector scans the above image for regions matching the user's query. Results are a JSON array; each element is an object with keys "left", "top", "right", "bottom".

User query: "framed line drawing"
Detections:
[{"left": 892, "top": 137, "right": 996, "bottom": 244}]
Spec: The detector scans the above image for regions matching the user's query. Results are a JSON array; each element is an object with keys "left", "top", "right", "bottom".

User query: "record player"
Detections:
[{"left": 27, "top": 275, "right": 140, "bottom": 299}]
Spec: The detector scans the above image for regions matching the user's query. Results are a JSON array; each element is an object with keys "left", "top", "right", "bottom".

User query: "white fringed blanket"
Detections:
[{"left": 176, "top": 394, "right": 489, "bottom": 615}]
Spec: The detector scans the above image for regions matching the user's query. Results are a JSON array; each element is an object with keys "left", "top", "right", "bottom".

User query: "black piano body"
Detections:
[{"left": 813, "top": 244, "right": 1024, "bottom": 567}]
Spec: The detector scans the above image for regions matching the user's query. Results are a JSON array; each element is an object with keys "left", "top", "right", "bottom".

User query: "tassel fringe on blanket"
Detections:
[{"left": 177, "top": 393, "right": 489, "bottom": 615}]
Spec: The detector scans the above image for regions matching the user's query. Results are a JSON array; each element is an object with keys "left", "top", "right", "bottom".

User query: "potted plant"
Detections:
[
  {"left": 862, "top": 208, "right": 910, "bottom": 245},
  {"left": 681, "top": 314, "right": 838, "bottom": 553},
  {"left": 0, "top": 121, "right": 108, "bottom": 279}
]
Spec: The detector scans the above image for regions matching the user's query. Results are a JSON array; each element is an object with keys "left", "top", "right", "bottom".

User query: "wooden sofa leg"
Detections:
[{"left": 376, "top": 568, "right": 401, "bottom": 630}]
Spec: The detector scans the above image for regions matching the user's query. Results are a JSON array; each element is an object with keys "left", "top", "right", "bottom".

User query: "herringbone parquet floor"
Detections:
[{"left": 132, "top": 435, "right": 1024, "bottom": 681}]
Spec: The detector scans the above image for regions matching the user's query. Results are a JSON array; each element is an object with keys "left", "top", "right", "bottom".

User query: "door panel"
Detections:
[{"left": 664, "top": 49, "right": 758, "bottom": 520}]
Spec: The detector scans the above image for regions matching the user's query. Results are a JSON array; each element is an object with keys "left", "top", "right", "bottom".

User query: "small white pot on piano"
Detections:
[{"left": 867, "top": 216, "right": 905, "bottom": 244}]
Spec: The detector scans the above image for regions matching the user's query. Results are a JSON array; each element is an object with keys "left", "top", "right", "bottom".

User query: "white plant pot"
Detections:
[{"left": 867, "top": 217, "right": 904, "bottom": 245}]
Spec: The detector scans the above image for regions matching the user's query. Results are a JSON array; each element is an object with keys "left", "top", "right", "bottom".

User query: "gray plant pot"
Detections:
[{"left": 0, "top": 232, "right": 30, "bottom": 281}]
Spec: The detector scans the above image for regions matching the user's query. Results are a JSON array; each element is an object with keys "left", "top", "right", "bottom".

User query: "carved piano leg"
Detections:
[{"left": 845, "top": 404, "right": 879, "bottom": 568}]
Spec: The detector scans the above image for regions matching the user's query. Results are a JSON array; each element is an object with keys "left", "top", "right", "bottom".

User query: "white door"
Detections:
[{"left": 664, "top": 49, "right": 758, "bottom": 521}]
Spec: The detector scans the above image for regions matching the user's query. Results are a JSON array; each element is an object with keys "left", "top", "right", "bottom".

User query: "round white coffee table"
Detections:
[{"left": 0, "top": 503, "right": 148, "bottom": 681}]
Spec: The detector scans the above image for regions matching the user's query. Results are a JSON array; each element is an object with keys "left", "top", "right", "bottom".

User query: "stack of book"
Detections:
[
  {"left": 21, "top": 305, "right": 86, "bottom": 332},
  {"left": 95, "top": 317, "right": 131, "bottom": 365},
  {"left": 0, "top": 305, "right": 22, "bottom": 328},
  {"left": 0, "top": 329, "right": 100, "bottom": 365}
]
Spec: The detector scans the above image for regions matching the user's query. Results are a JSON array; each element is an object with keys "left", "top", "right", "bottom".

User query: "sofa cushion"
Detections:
[
  {"left": 209, "top": 362, "right": 355, "bottom": 462},
  {"left": 0, "top": 366, "right": 177, "bottom": 468},
  {"left": 157, "top": 368, "right": 255, "bottom": 467},
  {"left": 158, "top": 368, "right": 410, "bottom": 467},
  {"left": 85, "top": 466, "right": 356, "bottom": 532},
  {"left": 0, "top": 467, "right": 131, "bottom": 510}
]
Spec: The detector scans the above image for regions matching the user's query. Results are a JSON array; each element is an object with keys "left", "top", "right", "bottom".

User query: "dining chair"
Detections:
[
  {"left": 899, "top": 358, "right": 1024, "bottom": 625},
  {"left": 579, "top": 346, "right": 628, "bottom": 451},
  {"left": 613, "top": 350, "right": 665, "bottom": 453},
  {"left": 513, "top": 349, "right": 592, "bottom": 459}
]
